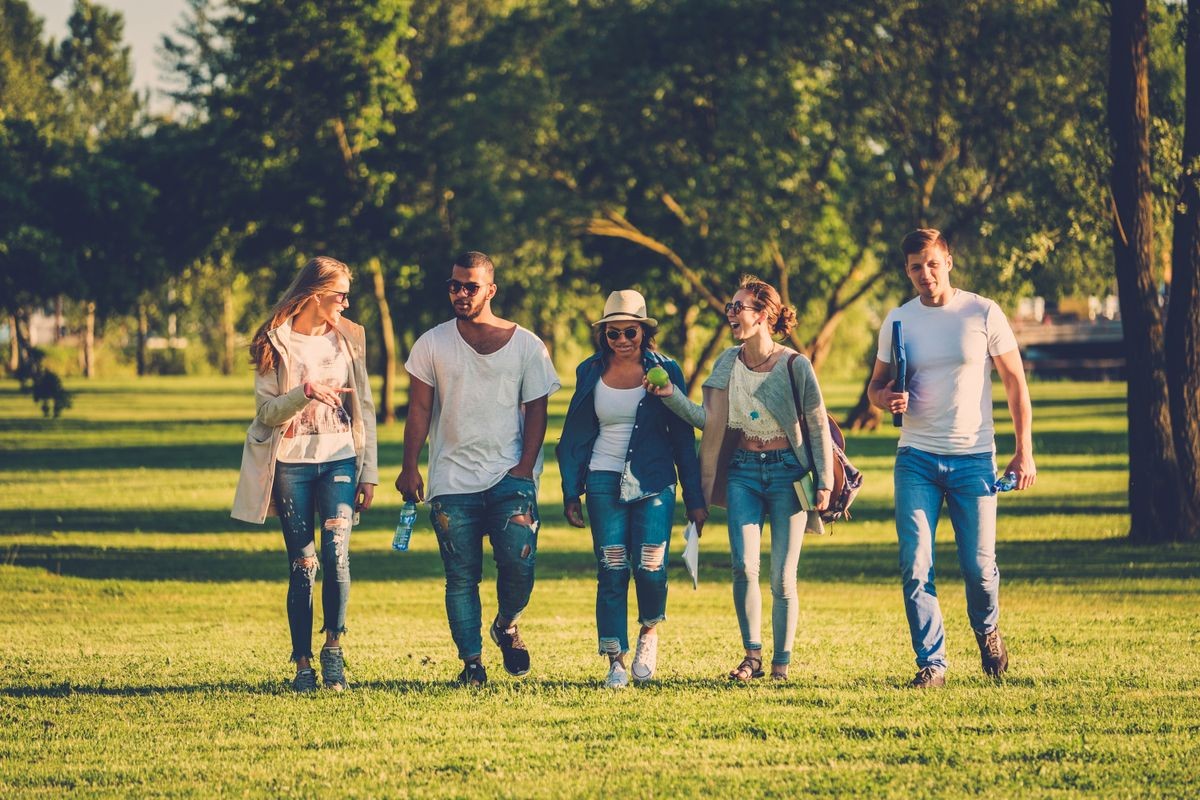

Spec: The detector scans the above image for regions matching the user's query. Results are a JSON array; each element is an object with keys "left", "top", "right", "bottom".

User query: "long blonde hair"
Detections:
[{"left": 249, "top": 256, "right": 352, "bottom": 374}]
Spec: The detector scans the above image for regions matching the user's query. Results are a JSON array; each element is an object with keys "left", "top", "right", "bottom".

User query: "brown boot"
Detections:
[
  {"left": 909, "top": 666, "right": 946, "bottom": 688},
  {"left": 975, "top": 628, "right": 1009, "bottom": 677}
]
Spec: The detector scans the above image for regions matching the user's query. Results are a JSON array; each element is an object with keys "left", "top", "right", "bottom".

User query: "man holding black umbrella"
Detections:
[{"left": 868, "top": 228, "right": 1036, "bottom": 689}]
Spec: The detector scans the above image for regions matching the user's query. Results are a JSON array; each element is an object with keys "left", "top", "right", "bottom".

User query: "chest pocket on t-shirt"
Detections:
[{"left": 496, "top": 374, "right": 520, "bottom": 406}]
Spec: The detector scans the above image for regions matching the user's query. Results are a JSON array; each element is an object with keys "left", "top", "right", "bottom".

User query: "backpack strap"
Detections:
[{"left": 787, "top": 354, "right": 819, "bottom": 485}]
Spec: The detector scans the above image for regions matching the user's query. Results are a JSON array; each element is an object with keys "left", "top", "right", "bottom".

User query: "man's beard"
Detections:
[{"left": 454, "top": 303, "right": 482, "bottom": 321}]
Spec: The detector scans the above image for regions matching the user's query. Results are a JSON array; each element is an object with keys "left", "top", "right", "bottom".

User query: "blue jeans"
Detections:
[
  {"left": 429, "top": 474, "right": 540, "bottom": 660},
  {"left": 584, "top": 470, "right": 675, "bottom": 656},
  {"left": 894, "top": 446, "right": 1001, "bottom": 671},
  {"left": 273, "top": 457, "right": 357, "bottom": 661},
  {"left": 725, "top": 448, "right": 808, "bottom": 666}
]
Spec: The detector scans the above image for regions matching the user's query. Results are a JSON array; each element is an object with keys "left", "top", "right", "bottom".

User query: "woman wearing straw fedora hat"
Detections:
[
  {"left": 557, "top": 290, "right": 708, "bottom": 689},
  {"left": 646, "top": 275, "right": 833, "bottom": 682}
]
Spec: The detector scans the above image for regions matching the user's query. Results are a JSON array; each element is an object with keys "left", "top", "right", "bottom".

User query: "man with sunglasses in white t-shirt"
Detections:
[{"left": 397, "top": 251, "right": 560, "bottom": 687}]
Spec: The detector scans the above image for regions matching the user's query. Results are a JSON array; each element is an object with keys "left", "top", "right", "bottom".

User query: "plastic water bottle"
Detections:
[
  {"left": 994, "top": 472, "right": 1017, "bottom": 493},
  {"left": 393, "top": 501, "right": 417, "bottom": 551}
]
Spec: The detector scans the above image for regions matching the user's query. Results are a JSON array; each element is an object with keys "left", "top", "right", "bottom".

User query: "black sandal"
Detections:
[{"left": 729, "top": 656, "right": 764, "bottom": 682}]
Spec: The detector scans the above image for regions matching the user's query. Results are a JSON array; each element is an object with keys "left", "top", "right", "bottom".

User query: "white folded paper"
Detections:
[{"left": 682, "top": 521, "right": 700, "bottom": 589}]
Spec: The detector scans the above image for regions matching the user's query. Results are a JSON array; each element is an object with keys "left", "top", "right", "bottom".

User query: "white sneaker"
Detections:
[
  {"left": 631, "top": 632, "right": 658, "bottom": 683},
  {"left": 604, "top": 660, "right": 629, "bottom": 689}
]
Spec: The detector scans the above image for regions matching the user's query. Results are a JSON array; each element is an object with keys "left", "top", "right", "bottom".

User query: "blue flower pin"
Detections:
[{"left": 749, "top": 411, "right": 760, "bottom": 420}]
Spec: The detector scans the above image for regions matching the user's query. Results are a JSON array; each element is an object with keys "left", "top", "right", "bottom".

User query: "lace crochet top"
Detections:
[{"left": 728, "top": 357, "right": 786, "bottom": 442}]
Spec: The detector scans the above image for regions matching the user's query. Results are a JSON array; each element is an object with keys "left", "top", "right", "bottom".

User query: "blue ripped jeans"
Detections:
[
  {"left": 894, "top": 446, "right": 1000, "bottom": 671},
  {"left": 273, "top": 456, "right": 357, "bottom": 662},
  {"left": 429, "top": 474, "right": 540, "bottom": 660},
  {"left": 584, "top": 470, "right": 675, "bottom": 656}
]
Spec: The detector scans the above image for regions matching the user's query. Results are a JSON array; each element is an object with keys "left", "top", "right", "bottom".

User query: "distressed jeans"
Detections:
[
  {"left": 725, "top": 448, "right": 808, "bottom": 666},
  {"left": 584, "top": 470, "right": 675, "bottom": 656},
  {"left": 895, "top": 446, "right": 1001, "bottom": 671},
  {"left": 273, "top": 456, "right": 357, "bottom": 662},
  {"left": 429, "top": 473, "right": 540, "bottom": 660}
]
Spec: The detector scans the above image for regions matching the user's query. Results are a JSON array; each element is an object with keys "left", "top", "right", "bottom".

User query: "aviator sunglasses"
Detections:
[
  {"left": 605, "top": 326, "right": 641, "bottom": 341},
  {"left": 724, "top": 300, "right": 761, "bottom": 316},
  {"left": 446, "top": 279, "right": 488, "bottom": 297}
]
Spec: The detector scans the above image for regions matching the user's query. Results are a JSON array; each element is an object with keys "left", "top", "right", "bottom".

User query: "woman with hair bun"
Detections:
[{"left": 646, "top": 275, "right": 833, "bottom": 682}]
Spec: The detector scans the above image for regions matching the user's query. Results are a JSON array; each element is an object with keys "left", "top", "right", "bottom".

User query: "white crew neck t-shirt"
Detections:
[
  {"left": 588, "top": 377, "right": 644, "bottom": 473},
  {"left": 405, "top": 319, "right": 561, "bottom": 498},
  {"left": 876, "top": 290, "right": 1018, "bottom": 455},
  {"left": 276, "top": 328, "right": 356, "bottom": 464}
]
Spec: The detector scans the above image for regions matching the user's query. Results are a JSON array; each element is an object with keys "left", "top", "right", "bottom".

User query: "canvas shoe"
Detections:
[
  {"left": 975, "top": 628, "right": 1009, "bottom": 677},
  {"left": 457, "top": 662, "right": 487, "bottom": 687},
  {"left": 909, "top": 666, "right": 946, "bottom": 688},
  {"left": 630, "top": 632, "right": 658, "bottom": 683},
  {"left": 320, "top": 646, "right": 348, "bottom": 691},
  {"left": 604, "top": 660, "right": 629, "bottom": 689},
  {"left": 490, "top": 617, "right": 531, "bottom": 676},
  {"left": 291, "top": 667, "right": 318, "bottom": 693}
]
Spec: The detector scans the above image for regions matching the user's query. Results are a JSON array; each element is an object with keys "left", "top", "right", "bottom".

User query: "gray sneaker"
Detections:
[
  {"left": 604, "top": 661, "right": 629, "bottom": 689},
  {"left": 320, "top": 646, "right": 348, "bottom": 691},
  {"left": 630, "top": 632, "right": 658, "bottom": 683},
  {"left": 291, "top": 667, "right": 318, "bottom": 693}
]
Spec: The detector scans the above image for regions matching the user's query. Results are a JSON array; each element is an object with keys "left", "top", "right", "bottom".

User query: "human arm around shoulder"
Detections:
[{"left": 993, "top": 348, "right": 1036, "bottom": 490}]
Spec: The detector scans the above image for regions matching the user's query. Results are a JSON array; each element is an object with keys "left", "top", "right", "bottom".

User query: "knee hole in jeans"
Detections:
[
  {"left": 601, "top": 545, "right": 628, "bottom": 570},
  {"left": 638, "top": 543, "right": 666, "bottom": 572}
]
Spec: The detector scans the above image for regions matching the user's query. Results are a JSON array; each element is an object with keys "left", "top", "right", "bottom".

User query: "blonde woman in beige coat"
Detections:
[{"left": 232, "top": 256, "right": 378, "bottom": 692}]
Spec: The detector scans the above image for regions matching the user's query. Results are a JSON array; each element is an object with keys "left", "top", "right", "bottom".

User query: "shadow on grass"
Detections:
[{"left": 7, "top": 537, "right": 1198, "bottom": 584}]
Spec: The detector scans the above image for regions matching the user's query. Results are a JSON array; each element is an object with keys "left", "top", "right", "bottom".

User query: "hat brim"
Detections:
[{"left": 591, "top": 313, "right": 658, "bottom": 327}]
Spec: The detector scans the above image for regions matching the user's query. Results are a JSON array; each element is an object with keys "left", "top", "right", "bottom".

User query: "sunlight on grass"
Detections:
[{"left": 1, "top": 375, "right": 1197, "bottom": 798}]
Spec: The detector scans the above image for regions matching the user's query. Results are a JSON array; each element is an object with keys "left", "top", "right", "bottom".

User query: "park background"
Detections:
[{"left": 2, "top": 0, "right": 1199, "bottom": 797}]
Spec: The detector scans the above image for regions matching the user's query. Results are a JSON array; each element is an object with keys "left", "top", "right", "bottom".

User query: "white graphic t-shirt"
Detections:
[
  {"left": 876, "top": 290, "right": 1019, "bottom": 455},
  {"left": 276, "top": 329, "right": 356, "bottom": 464},
  {"left": 405, "top": 320, "right": 561, "bottom": 498}
]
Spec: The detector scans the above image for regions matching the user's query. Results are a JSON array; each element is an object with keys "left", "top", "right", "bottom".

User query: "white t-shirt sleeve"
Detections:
[
  {"left": 404, "top": 330, "right": 437, "bottom": 387},
  {"left": 519, "top": 333, "right": 561, "bottom": 403},
  {"left": 986, "top": 300, "right": 1019, "bottom": 356},
  {"left": 876, "top": 310, "right": 897, "bottom": 364}
]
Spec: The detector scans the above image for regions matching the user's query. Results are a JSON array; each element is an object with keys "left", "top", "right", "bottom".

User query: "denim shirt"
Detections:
[{"left": 556, "top": 351, "right": 705, "bottom": 510}]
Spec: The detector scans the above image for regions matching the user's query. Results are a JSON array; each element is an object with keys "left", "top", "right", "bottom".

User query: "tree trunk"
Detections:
[
  {"left": 368, "top": 258, "right": 396, "bottom": 424},
  {"left": 7, "top": 313, "right": 19, "bottom": 373},
  {"left": 83, "top": 301, "right": 97, "bottom": 379},
  {"left": 136, "top": 302, "right": 148, "bottom": 376},
  {"left": 1110, "top": 0, "right": 1189, "bottom": 542},
  {"left": 1164, "top": 0, "right": 1200, "bottom": 539},
  {"left": 221, "top": 285, "right": 236, "bottom": 375},
  {"left": 54, "top": 296, "right": 64, "bottom": 343},
  {"left": 844, "top": 370, "right": 883, "bottom": 431},
  {"left": 685, "top": 324, "right": 728, "bottom": 397}
]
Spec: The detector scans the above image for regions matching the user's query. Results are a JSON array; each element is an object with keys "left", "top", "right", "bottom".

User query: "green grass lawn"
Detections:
[{"left": 1, "top": 375, "right": 1197, "bottom": 798}]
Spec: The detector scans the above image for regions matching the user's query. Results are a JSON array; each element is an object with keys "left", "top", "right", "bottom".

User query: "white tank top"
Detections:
[
  {"left": 727, "top": 358, "right": 785, "bottom": 443},
  {"left": 588, "top": 377, "right": 645, "bottom": 472}
]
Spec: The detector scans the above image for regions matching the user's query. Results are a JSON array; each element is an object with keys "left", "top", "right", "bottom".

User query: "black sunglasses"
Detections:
[
  {"left": 725, "top": 300, "right": 761, "bottom": 316},
  {"left": 605, "top": 326, "right": 641, "bottom": 341},
  {"left": 327, "top": 290, "right": 350, "bottom": 304},
  {"left": 446, "top": 279, "right": 488, "bottom": 297}
]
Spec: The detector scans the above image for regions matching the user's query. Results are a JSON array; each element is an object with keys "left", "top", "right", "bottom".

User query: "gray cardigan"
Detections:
[{"left": 662, "top": 346, "right": 834, "bottom": 529}]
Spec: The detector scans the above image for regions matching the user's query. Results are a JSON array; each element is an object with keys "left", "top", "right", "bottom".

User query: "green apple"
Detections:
[{"left": 646, "top": 366, "right": 670, "bottom": 388}]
